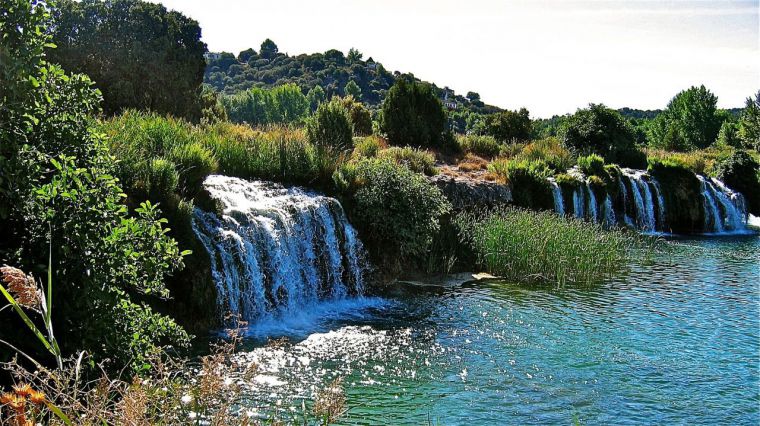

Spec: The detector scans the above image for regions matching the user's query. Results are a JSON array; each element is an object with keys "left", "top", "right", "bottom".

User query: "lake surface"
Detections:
[{"left": 227, "top": 236, "right": 759, "bottom": 425}]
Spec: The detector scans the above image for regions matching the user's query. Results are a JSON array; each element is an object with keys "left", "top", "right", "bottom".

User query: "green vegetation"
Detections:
[
  {"left": 488, "top": 159, "right": 554, "bottom": 210},
  {"left": 562, "top": 104, "right": 640, "bottom": 164},
  {"left": 648, "top": 85, "right": 723, "bottom": 150},
  {"left": 1, "top": 1, "right": 188, "bottom": 373},
  {"left": 222, "top": 83, "right": 309, "bottom": 125},
  {"left": 307, "top": 99, "right": 354, "bottom": 153},
  {"left": 485, "top": 108, "right": 532, "bottom": 142},
  {"left": 377, "top": 146, "right": 438, "bottom": 176},
  {"left": 738, "top": 91, "right": 760, "bottom": 150},
  {"left": 456, "top": 135, "right": 501, "bottom": 159},
  {"left": 335, "top": 95, "right": 373, "bottom": 136},
  {"left": 48, "top": 0, "right": 207, "bottom": 120},
  {"left": 648, "top": 157, "right": 704, "bottom": 232},
  {"left": 577, "top": 154, "right": 606, "bottom": 177},
  {"left": 334, "top": 159, "right": 451, "bottom": 269},
  {"left": 459, "top": 208, "right": 639, "bottom": 285},
  {"left": 380, "top": 79, "right": 451, "bottom": 149}
]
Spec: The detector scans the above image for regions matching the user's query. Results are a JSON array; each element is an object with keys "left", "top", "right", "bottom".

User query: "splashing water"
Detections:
[{"left": 192, "top": 175, "right": 384, "bottom": 331}]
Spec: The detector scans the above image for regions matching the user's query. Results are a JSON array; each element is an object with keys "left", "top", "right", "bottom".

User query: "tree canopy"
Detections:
[
  {"left": 648, "top": 85, "right": 722, "bottom": 150},
  {"left": 380, "top": 79, "right": 449, "bottom": 148},
  {"left": 562, "top": 104, "right": 637, "bottom": 160},
  {"left": 485, "top": 108, "right": 532, "bottom": 142},
  {"left": 48, "top": 0, "right": 207, "bottom": 120}
]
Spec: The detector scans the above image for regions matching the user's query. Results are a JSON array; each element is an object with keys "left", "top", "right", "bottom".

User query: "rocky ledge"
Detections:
[{"left": 429, "top": 174, "right": 512, "bottom": 210}]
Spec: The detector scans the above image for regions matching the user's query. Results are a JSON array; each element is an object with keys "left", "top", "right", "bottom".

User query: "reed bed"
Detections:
[{"left": 458, "top": 208, "right": 643, "bottom": 285}]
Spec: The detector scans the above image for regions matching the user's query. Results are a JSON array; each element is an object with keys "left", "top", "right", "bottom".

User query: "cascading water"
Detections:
[
  {"left": 192, "top": 175, "right": 375, "bottom": 330},
  {"left": 572, "top": 188, "right": 584, "bottom": 219},
  {"left": 549, "top": 179, "right": 565, "bottom": 216},
  {"left": 585, "top": 183, "right": 598, "bottom": 223},
  {"left": 623, "top": 169, "right": 657, "bottom": 232},
  {"left": 697, "top": 175, "right": 748, "bottom": 233}
]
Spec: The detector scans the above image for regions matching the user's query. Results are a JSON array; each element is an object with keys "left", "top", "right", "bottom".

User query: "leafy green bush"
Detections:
[
  {"left": 714, "top": 150, "right": 760, "bottom": 215},
  {"left": 380, "top": 79, "right": 449, "bottom": 149},
  {"left": 457, "top": 134, "right": 501, "bottom": 159},
  {"left": 562, "top": 103, "right": 637, "bottom": 159},
  {"left": 378, "top": 146, "right": 438, "bottom": 176},
  {"left": 577, "top": 154, "right": 606, "bottom": 177},
  {"left": 307, "top": 99, "right": 354, "bottom": 153},
  {"left": 335, "top": 96, "right": 373, "bottom": 136},
  {"left": 458, "top": 208, "right": 638, "bottom": 284},
  {"left": 516, "top": 137, "right": 575, "bottom": 172},
  {"left": 353, "top": 135, "right": 386, "bottom": 158},
  {"left": 1, "top": 2, "right": 189, "bottom": 373},
  {"left": 334, "top": 158, "right": 451, "bottom": 268},
  {"left": 222, "top": 83, "right": 309, "bottom": 126},
  {"left": 488, "top": 159, "right": 553, "bottom": 210}
]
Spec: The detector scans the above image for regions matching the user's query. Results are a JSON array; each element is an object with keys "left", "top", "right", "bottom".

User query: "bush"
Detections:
[
  {"left": 334, "top": 158, "right": 451, "bottom": 267},
  {"left": 353, "top": 135, "right": 387, "bottom": 158},
  {"left": 562, "top": 103, "right": 637, "bottom": 159},
  {"left": 609, "top": 147, "right": 648, "bottom": 169},
  {"left": 222, "top": 83, "right": 309, "bottom": 126},
  {"left": 577, "top": 154, "right": 606, "bottom": 176},
  {"left": 714, "top": 150, "right": 760, "bottom": 215},
  {"left": 485, "top": 108, "right": 532, "bottom": 142},
  {"left": 489, "top": 159, "right": 554, "bottom": 210},
  {"left": 458, "top": 208, "right": 638, "bottom": 284},
  {"left": 457, "top": 134, "right": 501, "bottom": 159},
  {"left": 517, "top": 137, "right": 575, "bottom": 172},
  {"left": 307, "top": 99, "right": 354, "bottom": 153},
  {"left": 378, "top": 146, "right": 438, "bottom": 176},
  {"left": 335, "top": 96, "right": 373, "bottom": 136},
  {"left": 380, "top": 79, "right": 448, "bottom": 149}
]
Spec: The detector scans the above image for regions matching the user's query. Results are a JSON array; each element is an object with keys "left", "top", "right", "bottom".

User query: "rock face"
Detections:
[{"left": 428, "top": 174, "right": 512, "bottom": 210}]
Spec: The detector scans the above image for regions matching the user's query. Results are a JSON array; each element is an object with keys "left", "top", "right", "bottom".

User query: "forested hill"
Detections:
[{"left": 203, "top": 40, "right": 502, "bottom": 114}]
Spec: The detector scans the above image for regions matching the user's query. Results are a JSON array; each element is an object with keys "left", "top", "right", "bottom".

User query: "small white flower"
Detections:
[
  {"left": 181, "top": 394, "right": 193, "bottom": 405},
  {"left": 188, "top": 411, "right": 197, "bottom": 420}
]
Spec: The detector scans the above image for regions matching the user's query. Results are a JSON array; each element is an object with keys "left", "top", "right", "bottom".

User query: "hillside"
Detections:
[{"left": 203, "top": 40, "right": 502, "bottom": 116}]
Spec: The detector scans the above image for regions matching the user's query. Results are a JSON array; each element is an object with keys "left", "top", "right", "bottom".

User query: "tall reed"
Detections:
[{"left": 458, "top": 208, "right": 642, "bottom": 285}]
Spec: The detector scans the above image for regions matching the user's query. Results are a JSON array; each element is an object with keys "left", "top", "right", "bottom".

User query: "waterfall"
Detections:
[
  {"left": 652, "top": 181, "right": 666, "bottom": 230},
  {"left": 192, "top": 175, "right": 368, "bottom": 326},
  {"left": 586, "top": 183, "right": 598, "bottom": 222},
  {"left": 572, "top": 188, "right": 584, "bottom": 219},
  {"left": 697, "top": 175, "right": 748, "bottom": 233},
  {"left": 603, "top": 194, "right": 616, "bottom": 226},
  {"left": 549, "top": 179, "right": 565, "bottom": 216},
  {"left": 618, "top": 177, "right": 634, "bottom": 226},
  {"left": 622, "top": 169, "right": 657, "bottom": 232}
]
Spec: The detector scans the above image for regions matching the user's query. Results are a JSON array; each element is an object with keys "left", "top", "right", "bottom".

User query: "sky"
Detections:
[{"left": 149, "top": 0, "right": 759, "bottom": 118}]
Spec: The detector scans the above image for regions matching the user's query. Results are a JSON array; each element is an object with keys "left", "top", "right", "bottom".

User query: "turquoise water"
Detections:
[{"left": 230, "top": 236, "right": 759, "bottom": 424}]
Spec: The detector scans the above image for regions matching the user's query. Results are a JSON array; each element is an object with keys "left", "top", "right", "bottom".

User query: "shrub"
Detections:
[
  {"left": 378, "top": 146, "right": 438, "bottom": 176},
  {"left": 457, "top": 134, "right": 501, "bottom": 159},
  {"left": 307, "top": 99, "right": 354, "bottom": 153},
  {"left": 562, "top": 103, "right": 637, "bottom": 159},
  {"left": 485, "top": 108, "right": 532, "bottom": 142},
  {"left": 167, "top": 141, "right": 219, "bottom": 196},
  {"left": 335, "top": 96, "right": 373, "bottom": 136},
  {"left": 458, "top": 208, "right": 639, "bottom": 284},
  {"left": 380, "top": 79, "right": 448, "bottom": 149},
  {"left": 609, "top": 147, "right": 648, "bottom": 169},
  {"left": 334, "top": 158, "right": 451, "bottom": 267},
  {"left": 555, "top": 173, "right": 582, "bottom": 190},
  {"left": 517, "top": 137, "right": 574, "bottom": 172},
  {"left": 489, "top": 159, "right": 554, "bottom": 210},
  {"left": 353, "top": 135, "right": 387, "bottom": 158},
  {"left": 714, "top": 150, "right": 760, "bottom": 215},
  {"left": 577, "top": 154, "right": 606, "bottom": 177}
]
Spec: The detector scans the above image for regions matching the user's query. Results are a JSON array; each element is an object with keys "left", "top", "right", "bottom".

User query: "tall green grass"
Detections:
[
  {"left": 458, "top": 208, "right": 641, "bottom": 285},
  {"left": 377, "top": 146, "right": 438, "bottom": 176}
]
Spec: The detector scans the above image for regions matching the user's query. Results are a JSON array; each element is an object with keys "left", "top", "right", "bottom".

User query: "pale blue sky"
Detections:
[{"left": 150, "top": 0, "right": 759, "bottom": 117}]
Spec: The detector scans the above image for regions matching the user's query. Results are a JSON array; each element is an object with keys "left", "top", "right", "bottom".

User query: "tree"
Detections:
[
  {"left": 336, "top": 96, "right": 373, "bottom": 136},
  {"left": 1, "top": 0, "right": 188, "bottom": 371},
  {"left": 307, "top": 85, "right": 326, "bottom": 112},
  {"left": 648, "top": 85, "right": 722, "bottom": 150},
  {"left": 485, "top": 108, "right": 532, "bottom": 142},
  {"left": 562, "top": 104, "right": 637, "bottom": 159},
  {"left": 738, "top": 91, "right": 760, "bottom": 150},
  {"left": 714, "top": 151, "right": 760, "bottom": 215},
  {"left": 260, "top": 38, "right": 278, "bottom": 59},
  {"left": 238, "top": 48, "right": 257, "bottom": 63},
  {"left": 347, "top": 47, "right": 363, "bottom": 63},
  {"left": 716, "top": 121, "right": 742, "bottom": 148},
  {"left": 466, "top": 92, "right": 481, "bottom": 102},
  {"left": 307, "top": 99, "right": 354, "bottom": 153},
  {"left": 222, "top": 84, "right": 308, "bottom": 125},
  {"left": 344, "top": 80, "right": 362, "bottom": 99},
  {"left": 48, "top": 0, "right": 207, "bottom": 120},
  {"left": 380, "top": 79, "right": 448, "bottom": 148}
]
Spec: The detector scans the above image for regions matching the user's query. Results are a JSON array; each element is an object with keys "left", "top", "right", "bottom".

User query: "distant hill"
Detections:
[{"left": 203, "top": 42, "right": 502, "bottom": 116}]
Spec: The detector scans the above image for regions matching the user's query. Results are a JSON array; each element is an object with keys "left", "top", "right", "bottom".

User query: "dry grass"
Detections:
[{"left": 456, "top": 153, "right": 489, "bottom": 172}]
